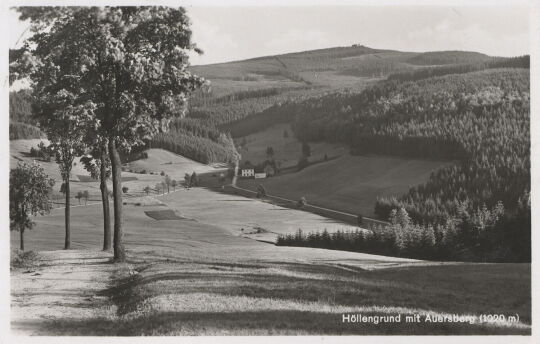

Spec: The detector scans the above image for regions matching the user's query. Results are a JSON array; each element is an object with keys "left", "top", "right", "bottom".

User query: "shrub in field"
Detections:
[
  {"left": 165, "top": 175, "right": 172, "bottom": 193},
  {"left": 190, "top": 172, "right": 199, "bottom": 187},
  {"left": 256, "top": 184, "right": 267, "bottom": 198},
  {"left": 76, "top": 191, "right": 84, "bottom": 204},
  {"left": 11, "top": 251, "right": 40, "bottom": 269},
  {"left": 122, "top": 186, "right": 129, "bottom": 194},
  {"left": 296, "top": 196, "right": 307, "bottom": 209}
]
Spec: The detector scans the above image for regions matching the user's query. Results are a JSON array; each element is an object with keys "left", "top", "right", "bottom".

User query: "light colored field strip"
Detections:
[
  {"left": 229, "top": 184, "right": 389, "bottom": 226},
  {"left": 49, "top": 201, "right": 104, "bottom": 211},
  {"left": 133, "top": 292, "right": 531, "bottom": 330}
]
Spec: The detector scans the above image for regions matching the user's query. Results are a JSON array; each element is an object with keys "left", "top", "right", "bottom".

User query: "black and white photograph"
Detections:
[{"left": 2, "top": 0, "right": 538, "bottom": 340}]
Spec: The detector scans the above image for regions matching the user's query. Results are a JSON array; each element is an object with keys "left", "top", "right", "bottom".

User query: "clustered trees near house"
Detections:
[
  {"left": 184, "top": 172, "right": 199, "bottom": 188},
  {"left": 10, "top": 6, "right": 203, "bottom": 261}
]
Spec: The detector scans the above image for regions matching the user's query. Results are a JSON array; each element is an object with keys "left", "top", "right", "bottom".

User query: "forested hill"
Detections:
[
  {"left": 10, "top": 45, "right": 528, "bottom": 169},
  {"left": 9, "top": 90, "right": 239, "bottom": 165},
  {"left": 287, "top": 68, "right": 529, "bottom": 225}
]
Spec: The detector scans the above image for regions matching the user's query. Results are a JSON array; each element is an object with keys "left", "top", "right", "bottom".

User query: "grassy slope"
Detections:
[
  {"left": 10, "top": 140, "right": 223, "bottom": 207},
  {"left": 238, "top": 153, "right": 450, "bottom": 216},
  {"left": 12, "top": 248, "right": 530, "bottom": 335},
  {"left": 190, "top": 47, "right": 493, "bottom": 95},
  {"left": 236, "top": 123, "right": 347, "bottom": 169},
  {"left": 124, "top": 148, "right": 219, "bottom": 176},
  {"left": 10, "top": 143, "right": 530, "bottom": 335}
]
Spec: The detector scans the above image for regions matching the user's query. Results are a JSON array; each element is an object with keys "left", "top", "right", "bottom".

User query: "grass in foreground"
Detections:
[{"left": 45, "top": 259, "right": 530, "bottom": 335}]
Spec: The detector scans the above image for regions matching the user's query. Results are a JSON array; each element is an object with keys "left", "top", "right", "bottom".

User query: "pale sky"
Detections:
[{"left": 8, "top": 5, "right": 530, "bottom": 66}]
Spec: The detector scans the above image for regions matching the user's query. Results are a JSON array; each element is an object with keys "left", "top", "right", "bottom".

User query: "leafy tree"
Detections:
[
  {"left": 256, "top": 184, "right": 267, "bottom": 198},
  {"left": 161, "top": 181, "right": 167, "bottom": 194},
  {"left": 10, "top": 162, "right": 55, "bottom": 251},
  {"left": 184, "top": 173, "right": 191, "bottom": 187},
  {"left": 297, "top": 196, "right": 307, "bottom": 209},
  {"left": 171, "top": 179, "right": 178, "bottom": 191},
  {"left": 60, "top": 182, "right": 67, "bottom": 195},
  {"left": 357, "top": 214, "right": 363, "bottom": 226},
  {"left": 165, "top": 175, "right": 172, "bottom": 193},
  {"left": 83, "top": 190, "right": 90, "bottom": 205},
  {"left": 12, "top": 7, "right": 205, "bottom": 261},
  {"left": 190, "top": 172, "right": 199, "bottom": 187},
  {"left": 80, "top": 145, "right": 112, "bottom": 251},
  {"left": 44, "top": 105, "right": 92, "bottom": 250},
  {"left": 144, "top": 185, "right": 151, "bottom": 195},
  {"left": 76, "top": 191, "right": 84, "bottom": 205},
  {"left": 155, "top": 183, "right": 162, "bottom": 194},
  {"left": 266, "top": 146, "right": 274, "bottom": 158}
]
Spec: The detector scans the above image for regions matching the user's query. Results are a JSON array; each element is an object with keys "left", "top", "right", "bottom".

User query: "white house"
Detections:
[
  {"left": 254, "top": 173, "right": 266, "bottom": 179},
  {"left": 240, "top": 169, "right": 255, "bottom": 177}
]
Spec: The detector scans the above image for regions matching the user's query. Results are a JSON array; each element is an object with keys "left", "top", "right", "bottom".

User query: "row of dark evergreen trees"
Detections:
[{"left": 278, "top": 197, "right": 530, "bottom": 262}]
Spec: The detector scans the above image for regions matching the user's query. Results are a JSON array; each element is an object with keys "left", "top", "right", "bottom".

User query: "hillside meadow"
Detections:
[
  {"left": 10, "top": 137, "right": 530, "bottom": 335},
  {"left": 236, "top": 123, "right": 347, "bottom": 169},
  {"left": 237, "top": 154, "right": 450, "bottom": 217}
]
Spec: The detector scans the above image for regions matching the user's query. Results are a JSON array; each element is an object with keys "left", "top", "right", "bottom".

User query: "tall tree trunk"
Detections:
[
  {"left": 108, "top": 139, "right": 125, "bottom": 261},
  {"left": 100, "top": 152, "right": 112, "bottom": 251},
  {"left": 20, "top": 228, "right": 24, "bottom": 251},
  {"left": 64, "top": 179, "right": 71, "bottom": 249}
]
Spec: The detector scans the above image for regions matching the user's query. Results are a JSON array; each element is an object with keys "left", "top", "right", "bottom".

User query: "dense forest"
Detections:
[
  {"left": 269, "top": 67, "right": 530, "bottom": 261},
  {"left": 290, "top": 68, "right": 530, "bottom": 222},
  {"left": 9, "top": 90, "right": 240, "bottom": 165},
  {"left": 388, "top": 55, "right": 529, "bottom": 82},
  {"left": 9, "top": 89, "right": 44, "bottom": 140},
  {"left": 148, "top": 118, "right": 240, "bottom": 164},
  {"left": 405, "top": 50, "right": 491, "bottom": 65},
  {"left": 277, "top": 198, "right": 530, "bottom": 262}
]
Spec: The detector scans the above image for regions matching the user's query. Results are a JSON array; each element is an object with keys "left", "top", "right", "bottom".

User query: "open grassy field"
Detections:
[
  {"left": 11, "top": 247, "right": 531, "bottom": 335},
  {"left": 10, "top": 140, "right": 223, "bottom": 207},
  {"left": 11, "top": 184, "right": 531, "bottom": 335},
  {"left": 238, "top": 154, "right": 450, "bottom": 217},
  {"left": 9, "top": 140, "right": 530, "bottom": 335},
  {"left": 236, "top": 123, "right": 347, "bottom": 169}
]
